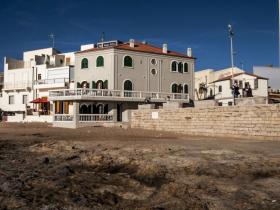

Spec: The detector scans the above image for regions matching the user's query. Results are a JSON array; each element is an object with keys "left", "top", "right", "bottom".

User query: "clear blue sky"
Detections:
[{"left": 0, "top": 0, "right": 278, "bottom": 71}]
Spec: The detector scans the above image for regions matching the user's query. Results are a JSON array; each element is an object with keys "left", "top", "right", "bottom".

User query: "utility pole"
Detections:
[
  {"left": 279, "top": 0, "right": 280, "bottom": 66},
  {"left": 49, "top": 33, "right": 55, "bottom": 48},
  {"left": 228, "top": 24, "right": 235, "bottom": 105}
]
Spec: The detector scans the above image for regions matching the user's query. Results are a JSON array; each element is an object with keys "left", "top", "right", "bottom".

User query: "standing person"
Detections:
[{"left": 232, "top": 81, "right": 240, "bottom": 98}]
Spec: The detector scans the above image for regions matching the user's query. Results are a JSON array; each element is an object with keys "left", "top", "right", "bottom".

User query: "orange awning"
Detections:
[{"left": 30, "top": 97, "right": 49, "bottom": 103}]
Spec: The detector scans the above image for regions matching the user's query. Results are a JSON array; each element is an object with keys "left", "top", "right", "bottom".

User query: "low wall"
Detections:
[
  {"left": 7, "top": 114, "right": 53, "bottom": 123},
  {"left": 131, "top": 104, "right": 280, "bottom": 140}
]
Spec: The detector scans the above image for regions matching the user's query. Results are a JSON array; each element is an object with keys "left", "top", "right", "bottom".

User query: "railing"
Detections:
[
  {"left": 54, "top": 114, "right": 74, "bottom": 122},
  {"left": 49, "top": 88, "right": 189, "bottom": 102},
  {"left": 79, "top": 114, "right": 114, "bottom": 122},
  {"left": 34, "top": 78, "right": 69, "bottom": 85}
]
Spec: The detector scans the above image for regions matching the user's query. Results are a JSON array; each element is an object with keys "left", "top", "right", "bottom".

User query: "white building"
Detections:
[
  {"left": 1, "top": 48, "right": 75, "bottom": 122},
  {"left": 253, "top": 66, "right": 280, "bottom": 90},
  {"left": 211, "top": 72, "right": 268, "bottom": 106}
]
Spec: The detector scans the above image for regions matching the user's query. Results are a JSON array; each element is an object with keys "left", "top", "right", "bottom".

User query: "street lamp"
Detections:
[{"left": 228, "top": 24, "right": 235, "bottom": 105}]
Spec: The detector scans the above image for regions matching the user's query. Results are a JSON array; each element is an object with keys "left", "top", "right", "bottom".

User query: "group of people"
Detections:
[{"left": 232, "top": 81, "right": 253, "bottom": 98}]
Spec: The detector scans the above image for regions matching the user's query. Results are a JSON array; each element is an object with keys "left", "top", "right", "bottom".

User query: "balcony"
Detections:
[
  {"left": 34, "top": 78, "right": 69, "bottom": 89},
  {"left": 3, "top": 82, "right": 32, "bottom": 91},
  {"left": 49, "top": 88, "right": 189, "bottom": 103}
]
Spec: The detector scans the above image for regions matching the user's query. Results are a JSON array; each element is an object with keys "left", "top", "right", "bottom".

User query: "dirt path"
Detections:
[{"left": 0, "top": 123, "right": 279, "bottom": 210}]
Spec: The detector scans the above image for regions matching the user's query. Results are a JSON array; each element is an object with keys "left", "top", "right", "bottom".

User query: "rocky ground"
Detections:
[{"left": 0, "top": 123, "right": 279, "bottom": 210}]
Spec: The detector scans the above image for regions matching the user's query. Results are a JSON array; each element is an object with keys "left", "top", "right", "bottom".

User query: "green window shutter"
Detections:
[
  {"left": 96, "top": 56, "right": 104, "bottom": 67},
  {"left": 184, "top": 63, "right": 189, "bottom": 73},
  {"left": 171, "top": 61, "right": 177, "bottom": 72},
  {"left": 92, "top": 81, "right": 96, "bottom": 89},
  {"left": 103, "top": 80, "right": 108, "bottom": 89},
  {"left": 81, "top": 58, "right": 88, "bottom": 69},
  {"left": 124, "top": 56, "right": 133, "bottom": 67},
  {"left": 77, "top": 82, "right": 81, "bottom": 88}
]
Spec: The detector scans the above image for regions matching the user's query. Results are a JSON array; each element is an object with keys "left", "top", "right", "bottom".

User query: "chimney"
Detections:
[
  {"left": 187, "top": 48, "right": 192, "bottom": 57},
  {"left": 129, "top": 39, "right": 135, "bottom": 48},
  {"left": 163, "top": 44, "right": 168, "bottom": 54}
]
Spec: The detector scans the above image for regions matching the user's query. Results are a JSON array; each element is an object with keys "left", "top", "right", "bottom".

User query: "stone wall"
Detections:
[{"left": 131, "top": 105, "right": 280, "bottom": 140}]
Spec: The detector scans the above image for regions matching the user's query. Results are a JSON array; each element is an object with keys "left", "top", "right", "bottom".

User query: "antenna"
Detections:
[
  {"left": 49, "top": 33, "right": 55, "bottom": 48},
  {"left": 101, "top": 32, "right": 105, "bottom": 42}
]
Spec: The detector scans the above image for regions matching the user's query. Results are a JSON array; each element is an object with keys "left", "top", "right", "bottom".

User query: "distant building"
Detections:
[
  {"left": 253, "top": 66, "right": 280, "bottom": 90},
  {"left": 195, "top": 67, "right": 245, "bottom": 100},
  {"left": 211, "top": 72, "right": 268, "bottom": 106}
]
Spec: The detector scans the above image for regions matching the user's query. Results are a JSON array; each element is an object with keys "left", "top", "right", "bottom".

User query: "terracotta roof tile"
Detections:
[{"left": 76, "top": 42, "right": 195, "bottom": 59}]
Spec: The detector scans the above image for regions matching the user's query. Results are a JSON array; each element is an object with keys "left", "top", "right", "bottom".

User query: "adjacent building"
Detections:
[{"left": 2, "top": 48, "right": 75, "bottom": 122}]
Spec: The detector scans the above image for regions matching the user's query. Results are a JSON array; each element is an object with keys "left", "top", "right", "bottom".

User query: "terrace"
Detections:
[{"left": 49, "top": 88, "right": 190, "bottom": 103}]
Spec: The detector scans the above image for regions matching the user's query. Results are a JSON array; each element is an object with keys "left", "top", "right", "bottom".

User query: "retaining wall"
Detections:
[{"left": 131, "top": 105, "right": 280, "bottom": 140}]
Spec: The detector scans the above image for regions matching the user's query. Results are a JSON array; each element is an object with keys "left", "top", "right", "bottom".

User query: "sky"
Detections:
[{"left": 0, "top": 0, "right": 279, "bottom": 72}]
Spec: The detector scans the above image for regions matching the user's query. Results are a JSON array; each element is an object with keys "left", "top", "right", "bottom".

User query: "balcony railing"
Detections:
[
  {"left": 79, "top": 114, "right": 114, "bottom": 122},
  {"left": 34, "top": 78, "right": 69, "bottom": 85},
  {"left": 4, "top": 82, "right": 32, "bottom": 90},
  {"left": 49, "top": 88, "right": 189, "bottom": 102},
  {"left": 54, "top": 114, "right": 74, "bottom": 122}
]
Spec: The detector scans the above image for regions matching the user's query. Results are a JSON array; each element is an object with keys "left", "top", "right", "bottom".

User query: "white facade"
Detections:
[
  {"left": 212, "top": 73, "right": 268, "bottom": 106},
  {"left": 1, "top": 48, "right": 75, "bottom": 121}
]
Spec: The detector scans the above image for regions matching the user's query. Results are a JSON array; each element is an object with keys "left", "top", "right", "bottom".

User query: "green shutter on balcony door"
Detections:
[
  {"left": 103, "top": 80, "right": 108, "bottom": 89},
  {"left": 77, "top": 82, "right": 81, "bottom": 88},
  {"left": 92, "top": 81, "right": 96, "bottom": 89}
]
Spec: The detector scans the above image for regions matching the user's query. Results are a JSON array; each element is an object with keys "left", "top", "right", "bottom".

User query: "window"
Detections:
[
  {"left": 22, "top": 95, "right": 28, "bottom": 104},
  {"left": 184, "top": 84, "right": 189, "bottom": 94},
  {"left": 66, "top": 57, "right": 71, "bottom": 66},
  {"left": 96, "top": 56, "right": 104, "bottom": 67},
  {"left": 151, "top": 69, "right": 157, "bottom": 76},
  {"left": 124, "top": 56, "right": 133, "bottom": 67},
  {"left": 103, "top": 80, "right": 108, "bottom": 89},
  {"left": 254, "top": 79, "right": 259, "bottom": 89},
  {"left": 178, "top": 62, "right": 183, "bottom": 73},
  {"left": 171, "top": 61, "right": 177, "bottom": 72},
  {"left": 228, "top": 102, "right": 233, "bottom": 106},
  {"left": 171, "top": 83, "right": 178, "bottom": 93},
  {"left": 184, "top": 63, "right": 189, "bottom": 73},
  {"left": 178, "top": 84, "right": 183, "bottom": 93},
  {"left": 9, "top": 95, "right": 14, "bottom": 105},
  {"left": 151, "top": 59, "right": 157, "bottom": 65},
  {"left": 239, "top": 81, "right": 243, "bottom": 89},
  {"left": 37, "top": 74, "right": 42, "bottom": 80},
  {"left": 81, "top": 58, "right": 88, "bottom": 69},
  {"left": 96, "top": 80, "right": 103, "bottom": 89},
  {"left": 218, "top": 85, "right": 222, "bottom": 93},
  {"left": 124, "top": 80, "right": 133, "bottom": 91}
]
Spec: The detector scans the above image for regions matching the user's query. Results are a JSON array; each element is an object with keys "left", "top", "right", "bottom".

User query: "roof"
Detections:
[
  {"left": 76, "top": 41, "right": 196, "bottom": 59},
  {"left": 30, "top": 97, "right": 49, "bottom": 103},
  {"left": 211, "top": 72, "right": 269, "bottom": 83}
]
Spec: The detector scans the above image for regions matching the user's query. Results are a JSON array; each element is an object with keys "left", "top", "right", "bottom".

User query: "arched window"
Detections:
[
  {"left": 81, "top": 58, "right": 88, "bottom": 69},
  {"left": 96, "top": 56, "right": 104, "bottom": 67},
  {"left": 178, "top": 62, "right": 183, "bottom": 73},
  {"left": 171, "top": 83, "right": 178, "bottom": 93},
  {"left": 124, "top": 56, "right": 133, "bottom": 67},
  {"left": 103, "top": 80, "right": 108, "bottom": 89},
  {"left": 184, "top": 63, "right": 189, "bottom": 73},
  {"left": 184, "top": 84, "right": 189, "bottom": 94},
  {"left": 171, "top": 61, "right": 177, "bottom": 72},
  {"left": 124, "top": 80, "right": 133, "bottom": 91}
]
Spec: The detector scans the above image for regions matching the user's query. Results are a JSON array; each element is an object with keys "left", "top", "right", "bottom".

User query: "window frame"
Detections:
[
  {"left": 81, "top": 58, "right": 89, "bottom": 69},
  {"left": 123, "top": 55, "right": 133, "bottom": 68},
  {"left": 184, "top": 62, "right": 189, "bottom": 73},
  {"left": 96, "top": 56, "right": 104, "bottom": 68},
  {"left": 22, "top": 95, "right": 28, "bottom": 104},
  {"left": 171, "top": 61, "right": 178, "bottom": 72},
  {"left": 9, "top": 95, "right": 14, "bottom": 105}
]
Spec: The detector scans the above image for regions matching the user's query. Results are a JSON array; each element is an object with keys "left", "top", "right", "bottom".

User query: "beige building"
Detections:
[{"left": 50, "top": 40, "right": 195, "bottom": 128}]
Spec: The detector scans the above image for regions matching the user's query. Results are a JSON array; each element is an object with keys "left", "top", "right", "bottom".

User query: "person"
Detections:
[
  {"left": 232, "top": 81, "right": 240, "bottom": 98},
  {"left": 247, "top": 85, "right": 253, "bottom": 97}
]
